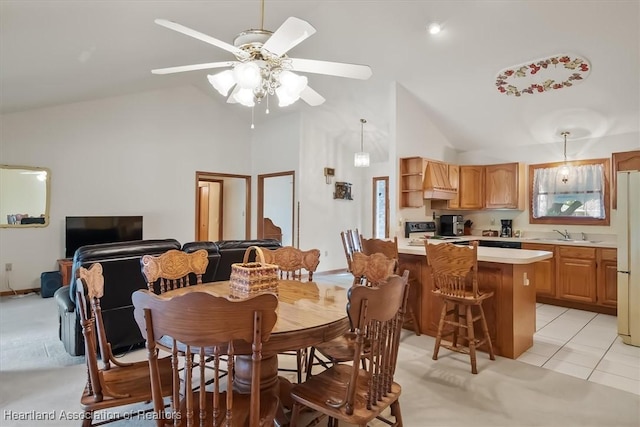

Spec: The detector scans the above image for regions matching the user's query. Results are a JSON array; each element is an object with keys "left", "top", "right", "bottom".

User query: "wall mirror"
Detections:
[{"left": 0, "top": 165, "right": 51, "bottom": 228}]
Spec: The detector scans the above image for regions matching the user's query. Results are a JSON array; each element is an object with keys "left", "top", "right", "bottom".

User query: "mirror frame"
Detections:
[{"left": 0, "top": 164, "right": 51, "bottom": 228}]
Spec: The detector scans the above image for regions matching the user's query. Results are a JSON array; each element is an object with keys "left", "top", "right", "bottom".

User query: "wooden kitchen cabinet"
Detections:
[
  {"left": 531, "top": 244, "right": 616, "bottom": 314},
  {"left": 612, "top": 150, "right": 640, "bottom": 209},
  {"left": 557, "top": 246, "right": 597, "bottom": 304},
  {"left": 484, "top": 162, "right": 525, "bottom": 209},
  {"left": 458, "top": 165, "right": 485, "bottom": 209},
  {"left": 597, "top": 248, "right": 618, "bottom": 307},
  {"left": 399, "top": 157, "right": 425, "bottom": 208},
  {"left": 522, "top": 243, "right": 555, "bottom": 297}
]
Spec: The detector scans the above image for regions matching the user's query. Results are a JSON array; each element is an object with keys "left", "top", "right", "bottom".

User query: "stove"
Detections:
[{"left": 404, "top": 221, "right": 437, "bottom": 238}]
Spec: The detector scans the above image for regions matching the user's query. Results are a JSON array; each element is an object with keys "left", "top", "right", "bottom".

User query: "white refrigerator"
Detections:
[{"left": 617, "top": 170, "right": 640, "bottom": 346}]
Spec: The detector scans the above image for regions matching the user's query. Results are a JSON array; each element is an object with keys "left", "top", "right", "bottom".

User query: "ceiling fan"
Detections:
[{"left": 151, "top": 5, "right": 372, "bottom": 110}]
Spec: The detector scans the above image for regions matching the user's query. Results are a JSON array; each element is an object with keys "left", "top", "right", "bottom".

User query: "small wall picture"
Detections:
[{"left": 334, "top": 182, "right": 353, "bottom": 200}]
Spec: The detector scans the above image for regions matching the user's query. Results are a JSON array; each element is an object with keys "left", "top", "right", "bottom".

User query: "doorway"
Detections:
[
  {"left": 195, "top": 171, "right": 251, "bottom": 241},
  {"left": 257, "top": 171, "right": 295, "bottom": 247},
  {"left": 372, "top": 176, "right": 389, "bottom": 238}
]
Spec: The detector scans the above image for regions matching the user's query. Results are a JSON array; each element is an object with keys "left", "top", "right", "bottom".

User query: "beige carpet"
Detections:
[{"left": 1, "top": 294, "right": 638, "bottom": 427}]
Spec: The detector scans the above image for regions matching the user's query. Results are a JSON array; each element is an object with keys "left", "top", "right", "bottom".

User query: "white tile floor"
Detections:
[
  {"left": 517, "top": 303, "right": 640, "bottom": 395},
  {"left": 316, "top": 272, "right": 640, "bottom": 396}
]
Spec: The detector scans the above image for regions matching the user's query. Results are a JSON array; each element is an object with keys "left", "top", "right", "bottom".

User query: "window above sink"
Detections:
[{"left": 528, "top": 158, "right": 610, "bottom": 226}]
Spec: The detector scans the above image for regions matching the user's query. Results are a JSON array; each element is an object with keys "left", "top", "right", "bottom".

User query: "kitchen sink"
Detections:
[{"left": 524, "top": 237, "right": 602, "bottom": 244}]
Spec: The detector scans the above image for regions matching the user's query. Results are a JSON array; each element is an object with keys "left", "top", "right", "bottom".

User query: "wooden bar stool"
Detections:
[{"left": 425, "top": 241, "right": 495, "bottom": 374}]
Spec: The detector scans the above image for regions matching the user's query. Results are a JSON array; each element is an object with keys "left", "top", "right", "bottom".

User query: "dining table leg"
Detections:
[{"left": 234, "top": 353, "right": 294, "bottom": 426}]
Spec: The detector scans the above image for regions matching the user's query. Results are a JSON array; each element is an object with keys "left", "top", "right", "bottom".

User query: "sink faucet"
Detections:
[{"left": 553, "top": 229, "right": 571, "bottom": 240}]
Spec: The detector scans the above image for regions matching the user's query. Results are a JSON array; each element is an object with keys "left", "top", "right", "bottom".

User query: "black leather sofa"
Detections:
[
  {"left": 212, "top": 239, "right": 282, "bottom": 281},
  {"left": 55, "top": 238, "right": 281, "bottom": 356},
  {"left": 54, "top": 239, "right": 181, "bottom": 356}
]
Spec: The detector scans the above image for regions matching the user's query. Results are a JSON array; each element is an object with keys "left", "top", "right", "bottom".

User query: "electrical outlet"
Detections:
[
  {"left": 324, "top": 250, "right": 328, "bottom": 257},
  {"left": 5, "top": 263, "right": 12, "bottom": 272}
]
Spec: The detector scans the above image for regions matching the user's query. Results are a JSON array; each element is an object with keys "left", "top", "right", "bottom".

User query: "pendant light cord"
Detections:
[
  {"left": 360, "top": 118, "right": 366, "bottom": 151},
  {"left": 261, "top": 0, "right": 265, "bottom": 30}
]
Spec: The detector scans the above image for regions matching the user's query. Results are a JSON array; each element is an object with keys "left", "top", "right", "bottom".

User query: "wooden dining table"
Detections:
[{"left": 157, "top": 279, "right": 351, "bottom": 423}]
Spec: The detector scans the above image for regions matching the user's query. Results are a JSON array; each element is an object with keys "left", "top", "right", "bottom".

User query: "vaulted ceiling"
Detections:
[{"left": 1, "top": 1, "right": 638, "bottom": 153}]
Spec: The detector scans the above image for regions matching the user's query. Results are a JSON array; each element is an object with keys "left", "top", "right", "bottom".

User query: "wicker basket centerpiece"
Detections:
[{"left": 229, "top": 246, "right": 279, "bottom": 298}]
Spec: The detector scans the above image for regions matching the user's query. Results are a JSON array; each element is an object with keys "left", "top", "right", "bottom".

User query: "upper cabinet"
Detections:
[
  {"left": 399, "top": 157, "right": 425, "bottom": 208},
  {"left": 430, "top": 162, "right": 525, "bottom": 211},
  {"left": 458, "top": 165, "right": 485, "bottom": 209},
  {"left": 485, "top": 162, "right": 525, "bottom": 209},
  {"left": 612, "top": 150, "right": 640, "bottom": 209}
]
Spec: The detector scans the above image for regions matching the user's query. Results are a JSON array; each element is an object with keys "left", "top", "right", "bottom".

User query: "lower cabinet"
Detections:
[
  {"left": 557, "top": 246, "right": 597, "bottom": 304},
  {"left": 597, "top": 248, "right": 618, "bottom": 307},
  {"left": 522, "top": 243, "right": 556, "bottom": 297},
  {"left": 524, "top": 243, "right": 616, "bottom": 314}
]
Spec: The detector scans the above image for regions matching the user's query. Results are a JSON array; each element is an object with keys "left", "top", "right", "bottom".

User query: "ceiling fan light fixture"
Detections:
[
  {"left": 208, "top": 70, "right": 236, "bottom": 96},
  {"left": 233, "top": 87, "right": 256, "bottom": 107},
  {"left": 233, "top": 61, "right": 262, "bottom": 89},
  {"left": 276, "top": 71, "right": 308, "bottom": 106}
]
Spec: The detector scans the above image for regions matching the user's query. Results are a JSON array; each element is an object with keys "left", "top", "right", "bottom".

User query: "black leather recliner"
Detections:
[
  {"left": 213, "top": 239, "right": 282, "bottom": 281},
  {"left": 54, "top": 239, "right": 181, "bottom": 356}
]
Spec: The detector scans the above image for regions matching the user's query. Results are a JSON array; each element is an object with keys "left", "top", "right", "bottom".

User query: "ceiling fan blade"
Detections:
[
  {"left": 262, "top": 17, "right": 316, "bottom": 57},
  {"left": 152, "top": 61, "right": 236, "bottom": 75},
  {"left": 290, "top": 58, "right": 372, "bottom": 80},
  {"left": 300, "top": 86, "right": 325, "bottom": 106},
  {"left": 155, "top": 19, "right": 249, "bottom": 59}
]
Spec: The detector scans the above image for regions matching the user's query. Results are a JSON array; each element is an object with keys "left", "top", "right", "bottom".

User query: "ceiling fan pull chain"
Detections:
[
  {"left": 251, "top": 105, "right": 255, "bottom": 129},
  {"left": 265, "top": 93, "right": 270, "bottom": 114}
]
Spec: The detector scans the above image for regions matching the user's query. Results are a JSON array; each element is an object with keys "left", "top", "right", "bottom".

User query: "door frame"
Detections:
[
  {"left": 372, "top": 176, "right": 390, "bottom": 238},
  {"left": 195, "top": 171, "right": 251, "bottom": 240},
  {"left": 257, "top": 170, "right": 295, "bottom": 245}
]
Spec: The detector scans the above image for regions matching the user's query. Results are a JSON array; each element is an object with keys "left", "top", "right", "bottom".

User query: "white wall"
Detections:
[{"left": 0, "top": 85, "right": 252, "bottom": 291}]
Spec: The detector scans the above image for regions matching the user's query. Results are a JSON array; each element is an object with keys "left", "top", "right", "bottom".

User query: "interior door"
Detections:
[
  {"left": 258, "top": 171, "right": 295, "bottom": 247},
  {"left": 196, "top": 172, "right": 250, "bottom": 241}
]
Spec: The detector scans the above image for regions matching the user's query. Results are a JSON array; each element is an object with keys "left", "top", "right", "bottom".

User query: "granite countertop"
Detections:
[
  {"left": 402, "top": 235, "right": 616, "bottom": 249},
  {"left": 398, "top": 239, "right": 553, "bottom": 265}
]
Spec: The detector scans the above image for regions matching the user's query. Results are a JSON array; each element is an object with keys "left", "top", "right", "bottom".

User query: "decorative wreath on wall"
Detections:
[{"left": 495, "top": 54, "right": 590, "bottom": 97}]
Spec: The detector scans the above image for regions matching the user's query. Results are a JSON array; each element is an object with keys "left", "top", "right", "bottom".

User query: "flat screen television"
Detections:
[{"left": 65, "top": 216, "right": 143, "bottom": 258}]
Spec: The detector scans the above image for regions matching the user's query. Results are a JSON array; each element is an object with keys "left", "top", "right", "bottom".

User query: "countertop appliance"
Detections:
[
  {"left": 439, "top": 215, "right": 464, "bottom": 236},
  {"left": 500, "top": 219, "right": 513, "bottom": 238},
  {"left": 617, "top": 171, "right": 639, "bottom": 347}
]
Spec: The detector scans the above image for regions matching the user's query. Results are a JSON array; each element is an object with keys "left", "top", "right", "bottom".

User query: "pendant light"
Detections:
[
  {"left": 560, "top": 131, "right": 570, "bottom": 184},
  {"left": 354, "top": 118, "right": 370, "bottom": 167}
]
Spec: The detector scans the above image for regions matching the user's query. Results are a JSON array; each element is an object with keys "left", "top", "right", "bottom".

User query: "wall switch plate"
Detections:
[{"left": 5, "top": 263, "right": 12, "bottom": 272}]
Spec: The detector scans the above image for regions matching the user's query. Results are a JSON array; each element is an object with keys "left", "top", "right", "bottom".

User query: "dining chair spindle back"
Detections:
[
  {"left": 132, "top": 289, "right": 280, "bottom": 427},
  {"left": 290, "top": 273, "right": 409, "bottom": 427},
  {"left": 76, "top": 263, "right": 173, "bottom": 427}
]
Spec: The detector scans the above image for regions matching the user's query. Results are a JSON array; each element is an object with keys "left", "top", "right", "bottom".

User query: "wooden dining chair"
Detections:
[
  {"left": 361, "top": 236, "right": 420, "bottom": 336},
  {"left": 140, "top": 248, "right": 209, "bottom": 293},
  {"left": 305, "top": 270, "right": 409, "bottom": 380},
  {"left": 76, "top": 263, "right": 173, "bottom": 427},
  {"left": 340, "top": 228, "right": 363, "bottom": 272},
  {"left": 350, "top": 251, "right": 397, "bottom": 286},
  {"left": 131, "top": 289, "right": 280, "bottom": 427},
  {"left": 425, "top": 241, "right": 495, "bottom": 374},
  {"left": 290, "top": 274, "right": 409, "bottom": 427},
  {"left": 261, "top": 245, "right": 321, "bottom": 383},
  {"left": 261, "top": 246, "right": 320, "bottom": 281}
]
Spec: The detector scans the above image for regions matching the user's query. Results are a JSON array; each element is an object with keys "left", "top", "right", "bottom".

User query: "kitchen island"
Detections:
[{"left": 398, "top": 239, "right": 553, "bottom": 359}]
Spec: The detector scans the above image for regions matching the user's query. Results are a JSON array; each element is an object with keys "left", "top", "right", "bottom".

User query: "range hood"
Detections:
[{"left": 423, "top": 161, "right": 457, "bottom": 200}]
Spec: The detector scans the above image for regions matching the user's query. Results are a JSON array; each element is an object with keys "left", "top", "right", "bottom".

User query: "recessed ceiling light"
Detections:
[{"left": 427, "top": 22, "right": 441, "bottom": 35}]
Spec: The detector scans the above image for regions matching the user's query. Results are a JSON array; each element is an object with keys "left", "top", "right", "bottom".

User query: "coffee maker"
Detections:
[{"left": 500, "top": 219, "right": 513, "bottom": 238}]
